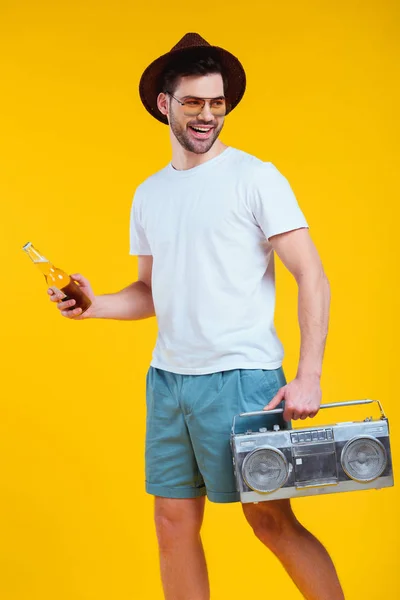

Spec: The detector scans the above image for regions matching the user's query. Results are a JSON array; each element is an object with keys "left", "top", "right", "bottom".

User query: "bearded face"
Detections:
[{"left": 167, "top": 73, "right": 226, "bottom": 154}]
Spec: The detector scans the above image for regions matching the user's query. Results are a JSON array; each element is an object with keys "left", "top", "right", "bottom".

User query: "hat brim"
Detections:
[{"left": 139, "top": 45, "right": 246, "bottom": 125}]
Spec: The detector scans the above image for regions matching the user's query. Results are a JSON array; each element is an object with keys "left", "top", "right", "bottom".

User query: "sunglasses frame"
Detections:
[{"left": 166, "top": 91, "right": 230, "bottom": 116}]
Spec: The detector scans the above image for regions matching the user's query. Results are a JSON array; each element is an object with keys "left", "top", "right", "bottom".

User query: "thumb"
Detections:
[
  {"left": 263, "top": 386, "right": 285, "bottom": 411},
  {"left": 71, "top": 273, "right": 87, "bottom": 286}
]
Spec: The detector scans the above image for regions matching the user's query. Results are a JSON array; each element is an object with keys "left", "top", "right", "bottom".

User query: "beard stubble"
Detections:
[{"left": 169, "top": 109, "right": 224, "bottom": 154}]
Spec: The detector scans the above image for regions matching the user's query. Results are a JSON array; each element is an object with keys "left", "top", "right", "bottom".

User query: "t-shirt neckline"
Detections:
[{"left": 167, "top": 146, "right": 234, "bottom": 178}]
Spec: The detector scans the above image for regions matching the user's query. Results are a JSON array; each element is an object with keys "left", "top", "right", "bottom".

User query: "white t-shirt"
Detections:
[{"left": 129, "top": 147, "right": 308, "bottom": 375}]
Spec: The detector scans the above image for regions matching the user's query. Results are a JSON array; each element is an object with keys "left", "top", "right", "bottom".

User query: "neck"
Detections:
[{"left": 170, "top": 136, "right": 228, "bottom": 171}]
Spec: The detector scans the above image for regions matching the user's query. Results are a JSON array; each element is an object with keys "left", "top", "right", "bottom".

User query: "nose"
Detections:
[{"left": 198, "top": 100, "right": 214, "bottom": 121}]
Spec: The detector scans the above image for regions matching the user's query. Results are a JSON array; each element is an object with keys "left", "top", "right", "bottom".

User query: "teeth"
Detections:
[{"left": 192, "top": 127, "right": 211, "bottom": 132}]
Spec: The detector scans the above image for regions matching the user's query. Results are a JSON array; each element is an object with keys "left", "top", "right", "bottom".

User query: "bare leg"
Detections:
[
  {"left": 243, "top": 500, "right": 345, "bottom": 600},
  {"left": 154, "top": 496, "right": 209, "bottom": 600}
]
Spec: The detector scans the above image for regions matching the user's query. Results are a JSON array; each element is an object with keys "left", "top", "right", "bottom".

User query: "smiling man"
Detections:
[{"left": 49, "top": 33, "right": 344, "bottom": 600}]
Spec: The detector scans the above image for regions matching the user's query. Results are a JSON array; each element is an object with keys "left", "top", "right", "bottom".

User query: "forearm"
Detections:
[
  {"left": 296, "top": 270, "right": 330, "bottom": 380},
  {"left": 93, "top": 281, "right": 155, "bottom": 320}
]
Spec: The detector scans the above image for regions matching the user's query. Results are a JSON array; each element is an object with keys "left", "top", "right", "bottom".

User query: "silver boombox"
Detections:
[{"left": 231, "top": 400, "right": 394, "bottom": 503}]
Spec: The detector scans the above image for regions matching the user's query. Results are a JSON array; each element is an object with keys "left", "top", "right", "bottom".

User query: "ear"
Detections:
[{"left": 157, "top": 92, "right": 169, "bottom": 119}]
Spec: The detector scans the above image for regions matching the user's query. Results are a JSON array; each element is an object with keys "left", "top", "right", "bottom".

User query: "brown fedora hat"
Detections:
[{"left": 139, "top": 32, "right": 246, "bottom": 125}]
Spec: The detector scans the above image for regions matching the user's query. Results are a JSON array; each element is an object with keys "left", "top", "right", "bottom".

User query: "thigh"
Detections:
[
  {"left": 186, "top": 368, "right": 289, "bottom": 504},
  {"left": 145, "top": 367, "right": 206, "bottom": 499}
]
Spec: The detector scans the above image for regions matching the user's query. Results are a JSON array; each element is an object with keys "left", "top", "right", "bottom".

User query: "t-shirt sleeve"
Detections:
[
  {"left": 129, "top": 190, "right": 152, "bottom": 256},
  {"left": 249, "top": 162, "right": 308, "bottom": 240}
]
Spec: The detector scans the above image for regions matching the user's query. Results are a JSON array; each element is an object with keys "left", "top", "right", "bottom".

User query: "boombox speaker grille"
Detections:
[
  {"left": 341, "top": 435, "right": 387, "bottom": 482},
  {"left": 242, "top": 447, "right": 289, "bottom": 493}
]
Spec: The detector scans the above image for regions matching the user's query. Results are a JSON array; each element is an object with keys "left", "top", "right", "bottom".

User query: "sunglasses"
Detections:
[{"left": 166, "top": 92, "right": 230, "bottom": 117}]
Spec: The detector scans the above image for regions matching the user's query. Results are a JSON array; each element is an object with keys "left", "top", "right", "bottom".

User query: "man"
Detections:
[{"left": 49, "top": 33, "right": 344, "bottom": 600}]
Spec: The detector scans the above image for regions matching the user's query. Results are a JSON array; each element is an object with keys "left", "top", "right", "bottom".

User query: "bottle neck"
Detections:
[{"left": 23, "top": 243, "right": 52, "bottom": 275}]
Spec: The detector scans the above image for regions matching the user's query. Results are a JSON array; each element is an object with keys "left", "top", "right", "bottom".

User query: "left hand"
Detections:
[{"left": 263, "top": 375, "right": 322, "bottom": 421}]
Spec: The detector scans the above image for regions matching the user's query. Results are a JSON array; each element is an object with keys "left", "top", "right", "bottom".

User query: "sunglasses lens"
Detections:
[
  {"left": 182, "top": 98, "right": 227, "bottom": 116},
  {"left": 182, "top": 98, "right": 205, "bottom": 116},
  {"left": 210, "top": 99, "right": 227, "bottom": 116}
]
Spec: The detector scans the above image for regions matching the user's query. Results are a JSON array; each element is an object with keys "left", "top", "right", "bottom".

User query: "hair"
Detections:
[{"left": 159, "top": 49, "right": 228, "bottom": 97}]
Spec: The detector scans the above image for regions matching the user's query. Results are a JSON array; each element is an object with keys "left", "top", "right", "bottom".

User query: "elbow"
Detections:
[
  {"left": 321, "top": 269, "right": 330, "bottom": 296},
  {"left": 295, "top": 264, "right": 329, "bottom": 287},
  {"left": 316, "top": 270, "right": 331, "bottom": 320},
  {"left": 319, "top": 268, "right": 330, "bottom": 290},
  {"left": 319, "top": 270, "right": 331, "bottom": 301},
  {"left": 297, "top": 266, "right": 331, "bottom": 303}
]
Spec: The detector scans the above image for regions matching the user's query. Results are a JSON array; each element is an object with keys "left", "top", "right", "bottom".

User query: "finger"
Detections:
[
  {"left": 57, "top": 299, "right": 76, "bottom": 311},
  {"left": 291, "top": 411, "right": 301, "bottom": 420},
  {"left": 48, "top": 289, "right": 62, "bottom": 302},
  {"left": 70, "top": 273, "right": 88, "bottom": 286},
  {"left": 49, "top": 292, "right": 66, "bottom": 303},
  {"left": 264, "top": 387, "right": 285, "bottom": 411},
  {"left": 308, "top": 412, "right": 317, "bottom": 419},
  {"left": 283, "top": 408, "right": 293, "bottom": 422},
  {"left": 61, "top": 307, "right": 82, "bottom": 318},
  {"left": 299, "top": 414, "right": 308, "bottom": 420}
]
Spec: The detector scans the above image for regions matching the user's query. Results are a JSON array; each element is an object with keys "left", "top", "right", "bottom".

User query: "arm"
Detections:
[
  {"left": 264, "top": 228, "right": 330, "bottom": 420},
  {"left": 50, "top": 255, "right": 155, "bottom": 321},
  {"left": 94, "top": 255, "right": 155, "bottom": 320}
]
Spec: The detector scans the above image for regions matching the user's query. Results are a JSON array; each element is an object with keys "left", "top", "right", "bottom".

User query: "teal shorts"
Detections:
[{"left": 145, "top": 366, "right": 291, "bottom": 503}]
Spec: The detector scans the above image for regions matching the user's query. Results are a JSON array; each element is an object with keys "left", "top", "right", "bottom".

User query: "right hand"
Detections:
[{"left": 47, "top": 273, "right": 97, "bottom": 320}]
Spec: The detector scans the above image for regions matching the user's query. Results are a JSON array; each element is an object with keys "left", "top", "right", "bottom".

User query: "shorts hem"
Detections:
[
  {"left": 146, "top": 483, "right": 207, "bottom": 499},
  {"left": 207, "top": 490, "right": 240, "bottom": 503}
]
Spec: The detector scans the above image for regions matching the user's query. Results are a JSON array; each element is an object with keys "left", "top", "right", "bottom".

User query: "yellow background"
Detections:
[{"left": 1, "top": 1, "right": 399, "bottom": 598}]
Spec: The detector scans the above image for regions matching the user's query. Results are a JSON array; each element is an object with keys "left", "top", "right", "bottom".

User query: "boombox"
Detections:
[{"left": 231, "top": 400, "right": 394, "bottom": 503}]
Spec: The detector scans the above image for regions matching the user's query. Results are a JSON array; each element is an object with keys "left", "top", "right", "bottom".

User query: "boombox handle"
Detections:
[{"left": 231, "top": 399, "right": 386, "bottom": 436}]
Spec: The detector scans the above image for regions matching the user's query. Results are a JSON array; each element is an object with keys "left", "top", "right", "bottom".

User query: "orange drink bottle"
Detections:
[{"left": 22, "top": 242, "right": 92, "bottom": 314}]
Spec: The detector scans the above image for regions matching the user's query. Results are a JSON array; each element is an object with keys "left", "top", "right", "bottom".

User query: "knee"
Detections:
[
  {"left": 250, "top": 510, "right": 286, "bottom": 548},
  {"left": 154, "top": 497, "right": 204, "bottom": 551},
  {"left": 243, "top": 501, "right": 300, "bottom": 551},
  {"left": 154, "top": 513, "right": 181, "bottom": 551}
]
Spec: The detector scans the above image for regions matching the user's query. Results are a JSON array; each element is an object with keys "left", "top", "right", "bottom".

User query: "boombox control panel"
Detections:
[{"left": 290, "top": 429, "right": 334, "bottom": 443}]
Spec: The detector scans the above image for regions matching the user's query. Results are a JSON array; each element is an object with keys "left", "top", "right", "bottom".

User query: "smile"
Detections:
[{"left": 188, "top": 125, "right": 214, "bottom": 139}]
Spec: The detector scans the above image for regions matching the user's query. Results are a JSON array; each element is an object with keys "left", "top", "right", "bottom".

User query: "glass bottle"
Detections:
[{"left": 22, "top": 242, "right": 92, "bottom": 314}]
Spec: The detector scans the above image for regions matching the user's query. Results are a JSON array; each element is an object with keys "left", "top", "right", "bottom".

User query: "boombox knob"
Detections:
[{"left": 273, "top": 425, "right": 280, "bottom": 431}]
